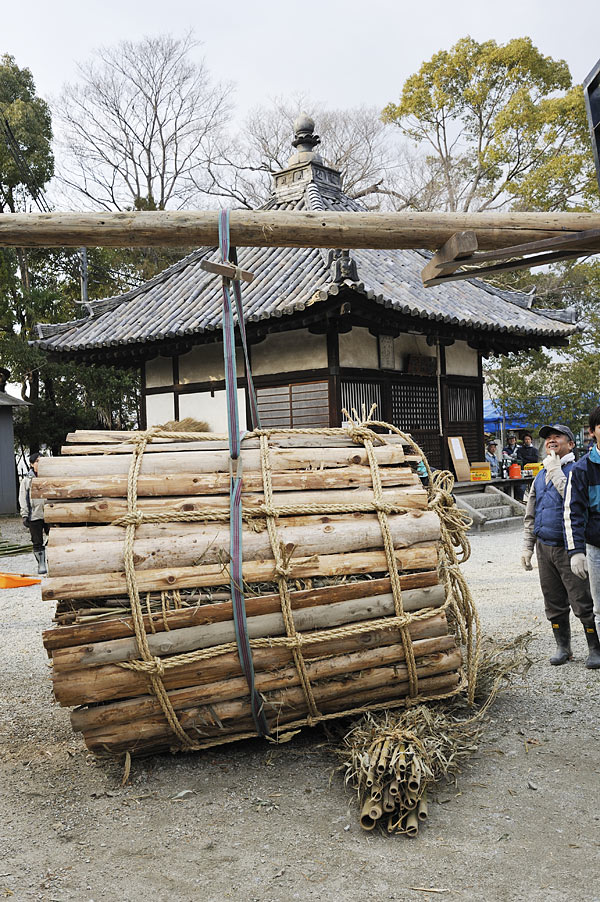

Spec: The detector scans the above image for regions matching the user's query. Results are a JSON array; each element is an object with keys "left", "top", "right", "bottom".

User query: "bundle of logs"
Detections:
[{"left": 36, "top": 424, "right": 468, "bottom": 758}]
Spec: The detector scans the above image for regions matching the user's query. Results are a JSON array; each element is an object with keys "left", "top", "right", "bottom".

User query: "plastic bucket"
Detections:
[{"left": 508, "top": 463, "right": 522, "bottom": 479}]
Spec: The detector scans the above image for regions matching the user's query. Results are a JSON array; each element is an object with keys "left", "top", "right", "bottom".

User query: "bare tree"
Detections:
[
  {"left": 202, "top": 97, "right": 401, "bottom": 209},
  {"left": 55, "top": 33, "right": 233, "bottom": 211}
]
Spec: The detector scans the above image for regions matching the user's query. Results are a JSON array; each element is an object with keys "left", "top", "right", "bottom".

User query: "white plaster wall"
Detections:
[
  {"left": 145, "top": 392, "right": 174, "bottom": 426},
  {"left": 393, "top": 334, "right": 435, "bottom": 371},
  {"left": 251, "top": 330, "right": 327, "bottom": 376},
  {"left": 179, "top": 389, "right": 247, "bottom": 433},
  {"left": 145, "top": 356, "right": 173, "bottom": 388},
  {"left": 178, "top": 343, "right": 243, "bottom": 384},
  {"left": 339, "top": 327, "right": 379, "bottom": 369},
  {"left": 445, "top": 341, "right": 479, "bottom": 377}
]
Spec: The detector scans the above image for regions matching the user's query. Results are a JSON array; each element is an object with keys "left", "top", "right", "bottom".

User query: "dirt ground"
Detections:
[{"left": 1, "top": 514, "right": 599, "bottom": 902}]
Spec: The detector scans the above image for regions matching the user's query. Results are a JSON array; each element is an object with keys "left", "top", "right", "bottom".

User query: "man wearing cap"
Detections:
[
  {"left": 485, "top": 441, "right": 500, "bottom": 477},
  {"left": 18, "top": 453, "right": 48, "bottom": 575},
  {"left": 521, "top": 425, "right": 599, "bottom": 668}
]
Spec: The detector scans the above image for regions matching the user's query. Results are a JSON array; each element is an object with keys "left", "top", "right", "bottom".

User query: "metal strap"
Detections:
[{"left": 218, "top": 210, "right": 269, "bottom": 736}]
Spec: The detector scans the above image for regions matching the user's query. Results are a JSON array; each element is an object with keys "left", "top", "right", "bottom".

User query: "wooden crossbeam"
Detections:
[
  {"left": 3, "top": 211, "right": 600, "bottom": 250},
  {"left": 422, "top": 227, "right": 600, "bottom": 287},
  {"left": 421, "top": 231, "right": 478, "bottom": 285},
  {"left": 200, "top": 260, "right": 255, "bottom": 283}
]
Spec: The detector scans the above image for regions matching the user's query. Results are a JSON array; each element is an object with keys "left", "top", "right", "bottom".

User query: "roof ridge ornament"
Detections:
[{"left": 291, "top": 113, "right": 321, "bottom": 155}]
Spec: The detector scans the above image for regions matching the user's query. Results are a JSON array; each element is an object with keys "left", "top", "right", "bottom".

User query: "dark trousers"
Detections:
[
  {"left": 536, "top": 540, "right": 594, "bottom": 623},
  {"left": 29, "top": 519, "right": 49, "bottom": 553}
]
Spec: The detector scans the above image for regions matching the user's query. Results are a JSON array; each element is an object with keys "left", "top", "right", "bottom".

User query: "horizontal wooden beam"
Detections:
[
  {"left": 199, "top": 259, "right": 255, "bottom": 282},
  {"left": 3, "top": 211, "right": 600, "bottom": 250}
]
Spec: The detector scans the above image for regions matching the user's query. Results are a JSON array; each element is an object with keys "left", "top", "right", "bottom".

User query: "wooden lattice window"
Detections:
[
  {"left": 256, "top": 381, "right": 330, "bottom": 428},
  {"left": 341, "top": 381, "right": 383, "bottom": 421},
  {"left": 391, "top": 381, "right": 441, "bottom": 466},
  {"left": 391, "top": 382, "right": 439, "bottom": 432},
  {"left": 447, "top": 385, "right": 477, "bottom": 423},
  {"left": 447, "top": 384, "right": 480, "bottom": 462}
]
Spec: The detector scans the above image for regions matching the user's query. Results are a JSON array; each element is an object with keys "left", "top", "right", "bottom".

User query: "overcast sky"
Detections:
[{"left": 4, "top": 0, "right": 600, "bottom": 122}]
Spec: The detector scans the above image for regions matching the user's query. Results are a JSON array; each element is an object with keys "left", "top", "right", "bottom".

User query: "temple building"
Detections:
[{"left": 36, "top": 116, "right": 578, "bottom": 469}]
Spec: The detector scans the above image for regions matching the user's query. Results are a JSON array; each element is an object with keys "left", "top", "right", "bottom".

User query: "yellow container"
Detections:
[
  {"left": 470, "top": 463, "right": 491, "bottom": 481},
  {"left": 524, "top": 462, "right": 543, "bottom": 477}
]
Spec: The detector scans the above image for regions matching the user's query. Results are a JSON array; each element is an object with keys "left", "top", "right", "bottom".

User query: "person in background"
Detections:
[
  {"left": 564, "top": 405, "right": 600, "bottom": 666},
  {"left": 485, "top": 440, "right": 500, "bottom": 477},
  {"left": 503, "top": 434, "right": 519, "bottom": 459},
  {"left": 18, "top": 453, "right": 49, "bottom": 575},
  {"left": 517, "top": 432, "right": 539, "bottom": 466},
  {"left": 521, "top": 425, "right": 599, "bottom": 668}
]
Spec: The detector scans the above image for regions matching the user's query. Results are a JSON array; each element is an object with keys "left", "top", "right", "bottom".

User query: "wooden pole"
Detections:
[
  {"left": 41, "top": 542, "right": 439, "bottom": 601},
  {"left": 50, "top": 583, "right": 446, "bottom": 671},
  {"left": 2, "top": 210, "right": 600, "bottom": 250},
  {"left": 51, "top": 611, "right": 451, "bottom": 706}
]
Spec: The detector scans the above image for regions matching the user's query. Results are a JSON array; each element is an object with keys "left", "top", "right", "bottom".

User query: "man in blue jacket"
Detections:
[
  {"left": 521, "top": 424, "right": 599, "bottom": 668},
  {"left": 564, "top": 405, "right": 600, "bottom": 669}
]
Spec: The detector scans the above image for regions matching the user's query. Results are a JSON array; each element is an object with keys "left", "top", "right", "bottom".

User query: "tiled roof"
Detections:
[{"left": 35, "top": 161, "right": 578, "bottom": 357}]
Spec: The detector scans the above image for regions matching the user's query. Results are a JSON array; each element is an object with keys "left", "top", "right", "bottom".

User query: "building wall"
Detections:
[
  {"left": 145, "top": 392, "right": 175, "bottom": 427},
  {"left": 339, "top": 327, "right": 379, "bottom": 368},
  {"left": 179, "top": 389, "right": 247, "bottom": 433},
  {"left": 251, "top": 330, "right": 327, "bottom": 376},
  {"left": 178, "top": 343, "right": 244, "bottom": 384},
  {"left": 445, "top": 341, "right": 478, "bottom": 376},
  {"left": 145, "top": 356, "right": 173, "bottom": 387},
  {"left": 0, "top": 408, "right": 17, "bottom": 514}
]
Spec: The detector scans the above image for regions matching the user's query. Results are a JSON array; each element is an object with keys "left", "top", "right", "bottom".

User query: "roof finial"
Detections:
[{"left": 292, "top": 113, "right": 321, "bottom": 155}]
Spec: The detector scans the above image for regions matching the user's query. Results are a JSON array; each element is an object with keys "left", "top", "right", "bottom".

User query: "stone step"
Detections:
[
  {"left": 479, "top": 504, "right": 515, "bottom": 521},
  {"left": 463, "top": 492, "right": 513, "bottom": 509},
  {"left": 478, "top": 515, "right": 524, "bottom": 533}
]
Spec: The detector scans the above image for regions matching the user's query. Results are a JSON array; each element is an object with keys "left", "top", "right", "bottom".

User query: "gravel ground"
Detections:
[{"left": 1, "top": 514, "right": 599, "bottom": 902}]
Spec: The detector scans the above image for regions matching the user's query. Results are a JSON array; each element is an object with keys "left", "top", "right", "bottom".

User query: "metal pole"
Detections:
[{"left": 79, "top": 247, "right": 88, "bottom": 303}]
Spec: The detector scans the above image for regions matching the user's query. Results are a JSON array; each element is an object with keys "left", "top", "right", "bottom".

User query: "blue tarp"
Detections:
[{"left": 483, "top": 400, "right": 529, "bottom": 434}]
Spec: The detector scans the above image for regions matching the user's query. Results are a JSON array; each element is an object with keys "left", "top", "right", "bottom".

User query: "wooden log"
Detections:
[
  {"left": 51, "top": 610, "right": 451, "bottom": 706},
  {"left": 42, "top": 571, "right": 438, "bottom": 650},
  {"left": 80, "top": 663, "right": 461, "bottom": 753},
  {"left": 70, "top": 638, "right": 459, "bottom": 732},
  {"left": 3, "top": 209, "right": 600, "bottom": 251},
  {"left": 37, "top": 444, "right": 408, "bottom": 477},
  {"left": 61, "top": 432, "right": 410, "bottom": 453},
  {"left": 33, "top": 465, "right": 419, "bottom": 501},
  {"left": 46, "top": 510, "right": 440, "bottom": 577},
  {"left": 42, "top": 541, "right": 439, "bottom": 601},
  {"left": 50, "top": 583, "right": 446, "bottom": 671},
  {"left": 43, "top": 485, "right": 428, "bottom": 525}
]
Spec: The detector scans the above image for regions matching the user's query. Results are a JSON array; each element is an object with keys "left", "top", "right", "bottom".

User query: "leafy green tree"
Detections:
[
  {"left": 382, "top": 37, "right": 597, "bottom": 212},
  {"left": 0, "top": 56, "right": 140, "bottom": 454}
]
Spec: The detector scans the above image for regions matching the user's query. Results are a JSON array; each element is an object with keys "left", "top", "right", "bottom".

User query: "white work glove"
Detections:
[
  {"left": 570, "top": 553, "right": 588, "bottom": 580},
  {"left": 543, "top": 451, "right": 561, "bottom": 474},
  {"left": 521, "top": 551, "right": 533, "bottom": 571}
]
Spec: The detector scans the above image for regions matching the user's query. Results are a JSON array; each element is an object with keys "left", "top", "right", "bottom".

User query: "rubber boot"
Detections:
[
  {"left": 583, "top": 622, "right": 600, "bottom": 670},
  {"left": 549, "top": 614, "right": 572, "bottom": 665},
  {"left": 34, "top": 549, "right": 48, "bottom": 576}
]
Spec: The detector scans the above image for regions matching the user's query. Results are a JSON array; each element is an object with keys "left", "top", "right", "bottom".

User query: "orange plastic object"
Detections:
[
  {"left": 508, "top": 463, "right": 522, "bottom": 479},
  {"left": 0, "top": 572, "right": 41, "bottom": 588}
]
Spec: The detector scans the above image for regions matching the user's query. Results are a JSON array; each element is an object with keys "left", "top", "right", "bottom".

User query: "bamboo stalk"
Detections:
[
  {"left": 51, "top": 612, "right": 452, "bottom": 707},
  {"left": 50, "top": 583, "right": 447, "bottom": 672},
  {"left": 42, "top": 542, "right": 439, "bottom": 602},
  {"left": 42, "top": 571, "right": 439, "bottom": 651},
  {"left": 33, "top": 465, "right": 419, "bottom": 501}
]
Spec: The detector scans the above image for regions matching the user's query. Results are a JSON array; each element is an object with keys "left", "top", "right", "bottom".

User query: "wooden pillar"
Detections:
[{"left": 327, "top": 326, "right": 341, "bottom": 427}]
